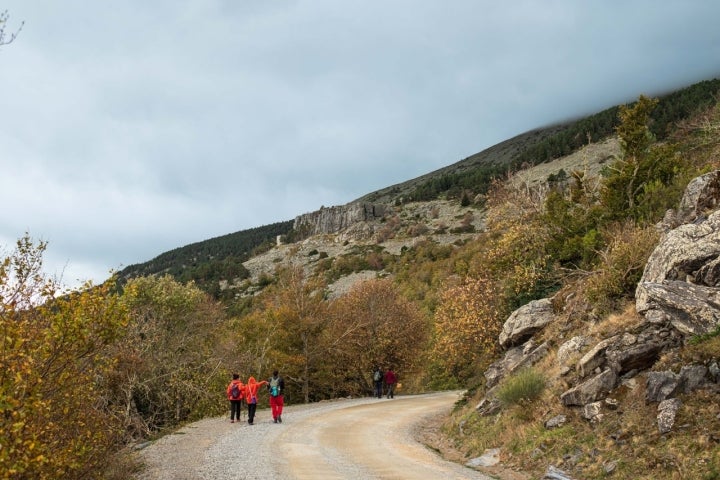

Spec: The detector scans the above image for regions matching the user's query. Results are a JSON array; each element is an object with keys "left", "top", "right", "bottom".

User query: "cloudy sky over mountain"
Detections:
[{"left": 2, "top": 1, "right": 720, "bottom": 288}]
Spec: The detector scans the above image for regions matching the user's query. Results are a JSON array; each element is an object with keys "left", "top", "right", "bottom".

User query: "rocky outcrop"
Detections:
[
  {"left": 293, "top": 203, "right": 387, "bottom": 236},
  {"left": 636, "top": 170, "right": 720, "bottom": 334},
  {"left": 498, "top": 298, "right": 555, "bottom": 348},
  {"left": 475, "top": 170, "right": 720, "bottom": 441}
]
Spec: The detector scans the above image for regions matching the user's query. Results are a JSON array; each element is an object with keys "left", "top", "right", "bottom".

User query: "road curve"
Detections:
[
  {"left": 135, "top": 391, "right": 492, "bottom": 480},
  {"left": 273, "top": 391, "right": 491, "bottom": 480}
]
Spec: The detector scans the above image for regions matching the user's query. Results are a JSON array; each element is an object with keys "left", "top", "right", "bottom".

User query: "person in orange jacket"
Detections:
[
  {"left": 226, "top": 373, "right": 245, "bottom": 423},
  {"left": 244, "top": 376, "right": 268, "bottom": 425}
]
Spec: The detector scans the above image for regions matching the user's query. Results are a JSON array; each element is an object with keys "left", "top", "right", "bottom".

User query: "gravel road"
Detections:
[{"left": 135, "top": 391, "right": 492, "bottom": 480}]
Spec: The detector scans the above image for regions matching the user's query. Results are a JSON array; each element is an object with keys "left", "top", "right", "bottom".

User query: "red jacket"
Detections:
[
  {"left": 244, "top": 376, "right": 268, "bottom": 404},
  {"left": 226, "top": 379, "right": 245, "bottom": 401},
  {"left": 384, "top": 370, "right": 397, "bottom": 384}
]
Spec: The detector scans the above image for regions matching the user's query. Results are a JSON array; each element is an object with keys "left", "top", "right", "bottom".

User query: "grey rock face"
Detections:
[
  {"left": 645, "top": 371, "right": 681, "bottom": 403},
  {"left": 499, "top": 298, "right": 555, "bottom": 348},
  {"left": 636, "top": 170, "right": 720, "bottom": 334},
  {"left": 293, "top": 202, "right": 387, "bottom": 236},
  {"left": 561, "top": 369, "right": 618, "bottom": 406},
  {"left": 675, "top": 170, "right": 720, "bottom": 224}
]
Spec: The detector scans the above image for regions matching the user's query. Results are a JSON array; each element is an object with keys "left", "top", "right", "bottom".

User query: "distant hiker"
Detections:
[
  {"left": 267, "top": 370, "right": 285, "bottom": 423},
  {"left": 373, "top": 366, "right": 383, "bottom": 399},
  {"left": 244, "top": 376, "right": 268, "bottom": 425},
  {"left": 384, "top": 367, "right": 397, "bottom": 399},
  {"left": 226, "top": 373, "right": 245, "bottom": 423}
]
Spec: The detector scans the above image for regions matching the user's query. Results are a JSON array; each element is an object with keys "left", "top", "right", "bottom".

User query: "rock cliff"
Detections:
[{"left": 293, "top": 202, "right": 387, "bottom": 236}]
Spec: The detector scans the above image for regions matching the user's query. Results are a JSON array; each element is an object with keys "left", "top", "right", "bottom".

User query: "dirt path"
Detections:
[
  {"left": 134, "top": 391, "right": 494, "bottom": 480},
  {"left": 274, "top": 392, "right": 492, "bottom": 480}
]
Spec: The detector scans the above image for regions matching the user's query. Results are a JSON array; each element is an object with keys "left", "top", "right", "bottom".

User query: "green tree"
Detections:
[{"left": 601, "top": 95, "right": 682, "bottom": 222}]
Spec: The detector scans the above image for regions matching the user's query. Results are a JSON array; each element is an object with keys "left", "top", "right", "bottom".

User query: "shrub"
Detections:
[{"left": 495, "top": 368, "right": 546, "bottom": 407}]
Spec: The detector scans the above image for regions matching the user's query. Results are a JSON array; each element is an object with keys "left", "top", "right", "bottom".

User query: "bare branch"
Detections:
[{"left": 0, "top": 10, "right": 24, "bottom": 47}]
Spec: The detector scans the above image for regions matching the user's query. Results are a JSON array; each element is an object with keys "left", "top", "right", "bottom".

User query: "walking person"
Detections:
[
  {"left": 226, "top": 373, "right": 245, "bottom": 423},
  {"left": 267, "top": 370, "right": 285, "bottom": 423},
  {"left": 244, "top": 376, "right": 268, "bottom": 425},
  {"left": 384, "top": 367, "right": 397, "bottom": 399},
  {"left": 372, "top": 365, "right": 383, "bottom": 399}
]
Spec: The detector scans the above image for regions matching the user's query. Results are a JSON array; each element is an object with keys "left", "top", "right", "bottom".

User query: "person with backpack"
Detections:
[
  {"left": 267, "top": 370, "right": 285, "bottom": 423},
  {"left": 372, "top": 365, "right": 383, "bottom": 399},
  {"left": 244, "top": 376, "right": 268, "bottom": 425},
  {"left": 384, "top": 367, "right": 397, "bottom": 399},
  {"left": 226, "top": 373, "right": 245, "bottom": 423}
]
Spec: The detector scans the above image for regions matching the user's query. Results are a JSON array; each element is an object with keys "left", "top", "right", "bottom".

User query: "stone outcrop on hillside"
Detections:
[
  {"left": 476, "top": 170, "right": 720, "bottom": 438},
  {"left": 293, "top": 202, "right": 387, "bottom": 236},
  {"left": 636, "top": 170, "right": 720, "bottom": 334}
]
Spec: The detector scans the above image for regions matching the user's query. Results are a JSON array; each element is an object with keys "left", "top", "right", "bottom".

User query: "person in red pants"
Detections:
[
  {"left": 384, "top": 367, "right": 397, "bottom": 399},
  {"left": 267, "top": 370, "right": 285, "bottom": 423}
]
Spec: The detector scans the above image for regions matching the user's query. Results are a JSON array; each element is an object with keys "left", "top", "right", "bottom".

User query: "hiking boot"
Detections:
[
  {"left": 278, "top": 415, "right": 282, "bottom": 423},
  {"left": 273, "top": 418, "right": 278, "bottom": 423}
]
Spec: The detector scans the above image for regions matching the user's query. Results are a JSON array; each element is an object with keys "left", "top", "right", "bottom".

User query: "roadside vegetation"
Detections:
[{"left": 2, "top": 81, "right": 720, "bottom": 479}]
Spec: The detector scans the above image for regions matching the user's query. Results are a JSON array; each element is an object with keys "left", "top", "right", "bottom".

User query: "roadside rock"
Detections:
[{"left": 499, "top": 299, "right": 555, "bottom": 348}]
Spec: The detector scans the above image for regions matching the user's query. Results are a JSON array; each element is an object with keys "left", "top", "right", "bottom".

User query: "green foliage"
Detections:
[
  {"left": 601, "top": 97, "right": 686, "bottom": 223},
  {"left": 495, "top": 368, "right": 546, "bottom": 407},
  {"left": 0, "top": 235, "right": 128, "bottom": 480}
]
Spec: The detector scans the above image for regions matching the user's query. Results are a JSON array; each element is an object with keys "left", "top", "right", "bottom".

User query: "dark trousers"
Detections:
[
  {"left": 230, "top": 400, "right": 242, "bottom": 420},
  {"left": 247, "top": 402, "right": 257, "bottom": 424},
  {"left": 386, "top": 383, "right": 395, "bottom": 398},
  {"left": 374, "top": 380, "right": 383, "bottom": 398}
]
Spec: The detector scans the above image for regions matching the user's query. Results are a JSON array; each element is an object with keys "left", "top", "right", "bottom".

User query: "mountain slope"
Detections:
[{"left": 118, "top": 78, "right": 720, "bottom": 293}]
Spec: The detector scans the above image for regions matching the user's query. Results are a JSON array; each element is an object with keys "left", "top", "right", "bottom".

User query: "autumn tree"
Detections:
[
  {"left": 264, "top": 266, "right": 328, "bottom": 403},
  {"left": 325, "top": 278, "right": 428, "bottom": 396},
  {"left": 431, "top": 277, "right": 504, "bottom": 381},
  {"left": 0, "top": 235, "right": 127, "bottom": 479},
  {"left": 112, "top": 275, "right": 226, "bottom": 437}
]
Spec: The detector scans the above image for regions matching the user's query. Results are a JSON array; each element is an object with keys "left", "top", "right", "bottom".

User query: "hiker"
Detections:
[
  {"left": 372, "top": 365, "right": 383, "bottom": 398},
  {"left": 244, "top": 376, "right": 268, "bottom": 425},
  {"left": 226, "top": 373, "right": 245, "bottom": 423},
  {"left": 267, "top": 370, "right": 285, "bottom": 423},
  {"left": 384, "top": 367, "right": 397, "bottom": 399}
]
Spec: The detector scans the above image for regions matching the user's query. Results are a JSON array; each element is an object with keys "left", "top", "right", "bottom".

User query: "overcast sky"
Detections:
[{"left": 1, "top": 1, "right": 720, "bottom": 289}]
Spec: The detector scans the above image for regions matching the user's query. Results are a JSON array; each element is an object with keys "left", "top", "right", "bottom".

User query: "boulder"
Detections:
[
  {"left": 657, "top": 398, "right": 682, "bottom": 434},
  {"left": 680, "top": 364, "right": 709, "bottom": 393},
  {"left": 675, "top": 170, "right": 720, "bottom": 224},
  {"left": 645, "top": 371, "right": 681, "bottom": 403},
  {"left": 577, "top": 336, "right": 617, "bottom": 378},
  {"left": 640, "top": 281, "right": 720, "bottom": 335},
  {"left": 557, "top": 336, "right": 588, "bottom": 367},
  {"left": 561, "top": 369, "right": 618, "bottom": 406},
  {"left": 484, "top": 340, "right": 549, "bottom": 389},
  {"left": 636, "top": 171, "right": 720, "bottom": 332},
  {"left": 499, "top": 298, "right": 555, "bottom": 348}
]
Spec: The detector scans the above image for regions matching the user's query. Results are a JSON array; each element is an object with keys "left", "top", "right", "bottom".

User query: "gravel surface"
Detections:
[
  {"left": 135, "top": 397, "right": 390, "bottom": 480},
  {"left": 134, "top": 392, "right": 493, "bottom": 480}
]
